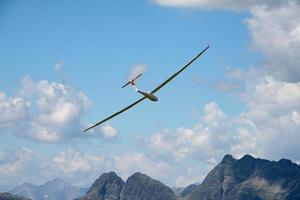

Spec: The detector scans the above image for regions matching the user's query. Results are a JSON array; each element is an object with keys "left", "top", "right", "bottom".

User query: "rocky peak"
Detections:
[
  {"left": 120, "top": 172, "right": 177, "bottom": 200},
  {"left": 221, "top": 154, "right": 235, "bottom": 164},
  {"left": 78, "top": 171, "right": 124, "bottom": 200},
  {"left": 188, "top": 155, "right": 300, "bottom": 200}
]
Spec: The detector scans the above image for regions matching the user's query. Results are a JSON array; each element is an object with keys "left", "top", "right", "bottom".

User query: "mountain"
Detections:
[
  {"left": 77, "top": 172, "right": 178, "bottom": 200},
  {"left": 179, "top": 183, "right": 199, "bottom": 199},
  {"left": 120, "top": 172, "right": 177, "bottom": 200},
  {"left": 188, "top": 154, "right": 300, "bottom": 200},
  {"left": 10, "top": 154, "right": 300, "bottom": 200},
  {"left": 10, "top": 178, "right": 86, "bottom": 200},
  {"left": 0, "top": 192, "right": 30, "bottom": 200},
  {"left": 76, "top": 172, "right": 124, "bottom": 200}
]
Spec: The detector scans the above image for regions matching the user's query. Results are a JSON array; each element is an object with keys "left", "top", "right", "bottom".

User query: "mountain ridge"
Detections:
[
  {"left": 5, "top": 154, "right": 300, "bottom": 200},
  {"left": 188, "top": 154, "right": 300, "bottom": 200},
  {"left": 10, "top": 178, "right": 86, "bottom": 200}
]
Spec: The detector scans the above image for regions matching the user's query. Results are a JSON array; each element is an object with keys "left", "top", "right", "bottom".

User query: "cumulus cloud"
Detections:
[
  {"left": 232, "top": 76, "right": 300, "bottom": 160},
  {"left": 0, "top": 148, "right": 40, "bottom": 189},
  {"left": 0, "top": 93, "right": 30, "bottom": 126},
  {"left": 0, "top": 148, "right": 35, "bottom": 176},
  {"left": 46, "top": 149, "right": 171, "bottom": 187},
  {"left": 112, "top": 153, "right": 171, "bottom": 181},
  {"left": 175, "top": 167, "right": 204, "bottom": 187},
  {"left": 147, "top": 102, "right": 232, "bottom": 163},
  {"left": 83, "top": 123, "right": 119, "bottom": 141},
  {"left": 101, "top": 124, "right": 118, "bottom": 139},
  {"left": 246, "top": 1, "right": 300, "bottom": 82},
  {"left": 145, "top": 76, "right": 300, "bottom": 163},
  {"left": 46, "top": 149, "right": 109, "bottom": 186},
  {"left": 153, "top": 0, "right": 286, "bottom": 11},
  {"left": 0, "top": 76, "right": 94, "bottom": 142}
]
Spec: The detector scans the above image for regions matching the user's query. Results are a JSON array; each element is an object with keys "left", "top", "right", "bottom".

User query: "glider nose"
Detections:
[{"left": 148, "top": 93, "right": 158, "bottom": 101}]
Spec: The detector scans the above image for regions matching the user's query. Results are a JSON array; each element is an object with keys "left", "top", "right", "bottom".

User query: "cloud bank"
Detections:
[{"left": 153, "top": 0, "right": 287, "bottom": 11}]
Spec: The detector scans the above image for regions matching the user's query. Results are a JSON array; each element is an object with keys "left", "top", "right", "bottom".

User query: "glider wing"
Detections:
[
  {"left": 151, "top": 45, "right": 209, "bottom": 94},
  {"left": 83, "top": 96, "right": 147, "bottom": 132}
]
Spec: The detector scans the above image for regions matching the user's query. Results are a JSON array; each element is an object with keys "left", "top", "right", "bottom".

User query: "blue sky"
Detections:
[{"left": 1, "top": 0, "right": 300, "bottom": 190}]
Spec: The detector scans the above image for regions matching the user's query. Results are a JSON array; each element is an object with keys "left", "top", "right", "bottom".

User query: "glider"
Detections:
[{"left": 83, "top": 45, "right": 209, "bottom": 132}]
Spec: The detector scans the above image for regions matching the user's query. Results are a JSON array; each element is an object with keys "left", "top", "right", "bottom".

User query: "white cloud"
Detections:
[
  {"left": 101, "top": 124, "right": 118, "bottom": 139},
  {"left": 0, "top": 148, "right": 35, "bottom": 176},
  {"left": 0, "top": 77, "right": 93, "bottom": 142},
  {"left": 246, "top": 1, "right": 300, "bottom": 82},
  {"left": 0, "top": 148, "right": 40, "bottom": 188},
  {"left": 112, "top": 153, "right": 171, "bottom": 181},
  {"left": 128, "top": 64, "right": 148, "bottom": 81},
  {"left": 153, "top": 0, "right": 286, "bottom": 11},
  {"left": 46, "top": 149, "right": 171, "bottom": 186},
  {"left": 232, "top": 76, "right": 300, "bottom": 160},
  {"left": 145, "top": 76, "right": 300, "bottom": 163},
  {"left": 46, "top": 149, "right": 109, "bottom": 186},
  {"left": 0, "top": 93, "right": 30, "bottom": 125},
  {"left": 83, "top": 123, "right": 119, "bottom": 141},
  {"left": 175, "top": 167, "right": 204, "bottom": 187},
  {"left": 147, "top": 102, "right": 232, "bottom": 162}
]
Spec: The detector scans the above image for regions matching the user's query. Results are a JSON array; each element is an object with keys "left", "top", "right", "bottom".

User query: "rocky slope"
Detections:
[
  {"left": 188, "top": 154, "right": 300, "bottom": 200},
  {"left": 179, "top": 183, "right": 199, "bottom": 199},
  {"left": 120, "top": 172, "right": 177, "bottom": 200},
  {"left": 11, "top": 178, "right": 86, "bottom": 200},
  {"left": 0, "top": 193, "right": 30, "bottom": 200},
  {"left": 77, "top": 172, "right": 177, "bottom": 200},
  {"left": 76, "top": 172, "right": 124, "bottom": 200}
]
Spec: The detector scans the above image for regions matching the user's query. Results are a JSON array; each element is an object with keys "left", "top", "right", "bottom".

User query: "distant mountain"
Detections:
[
  {"left": 10, "top": 178, "right": 86, "bottom": 200},
  {"left": 0, "top": 192, "right": 30, "bottom": 200},
  {"left": 179, "top": 183, "right": 199, "bottom": 199},
  {"left": 76, "top": 172, "right": 124, "bottom": 200},
  {"left": 188, "top": 154, "right": 300, "bottom": 200}
]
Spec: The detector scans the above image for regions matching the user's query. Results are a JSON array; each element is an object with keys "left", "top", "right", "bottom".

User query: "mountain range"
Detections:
[
  {"left": 9, "top": 178, "right": 86, "bottom": 200},
  {"left": 3, "top": 154, "right": 300, "bottom": 200},
  {"left": 77, "top": 154, "right": 300, "bottom": 200}
]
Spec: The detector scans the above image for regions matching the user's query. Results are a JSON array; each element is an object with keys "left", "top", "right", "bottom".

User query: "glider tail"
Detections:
[{"left": 121, "top": 73, "right": 142, "bottom": 88}]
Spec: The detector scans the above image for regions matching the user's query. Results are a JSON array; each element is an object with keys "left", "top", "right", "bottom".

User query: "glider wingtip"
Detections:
[{"left": 82, "top": 129, "right": 88, "bottom": 133}]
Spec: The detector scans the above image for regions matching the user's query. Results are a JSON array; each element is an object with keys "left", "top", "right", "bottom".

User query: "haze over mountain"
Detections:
[{"left": 10, "top": 178, "right": 86, "bottom": 200}]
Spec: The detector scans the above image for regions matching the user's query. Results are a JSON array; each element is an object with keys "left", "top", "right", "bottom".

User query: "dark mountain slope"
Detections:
[
  {"left": 188, "top": 154, "right": 300, "bottom": 200},
  {"left": 0, "top": 193, "right": 30, "bottom": 200},
  {"left": 76, "top": 172, "right": 124, "bottom": 200},
  {"left": 120, "top": 172, "right": 177, "bottom": 200}
]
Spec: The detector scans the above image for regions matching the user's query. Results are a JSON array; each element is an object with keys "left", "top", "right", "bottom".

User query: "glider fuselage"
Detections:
[
  {"left": 125, "top": 75, "right": 158, "bottom": 101},
  {"left": 138, "top": 91, "right": 158, "bottom": 101}
]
